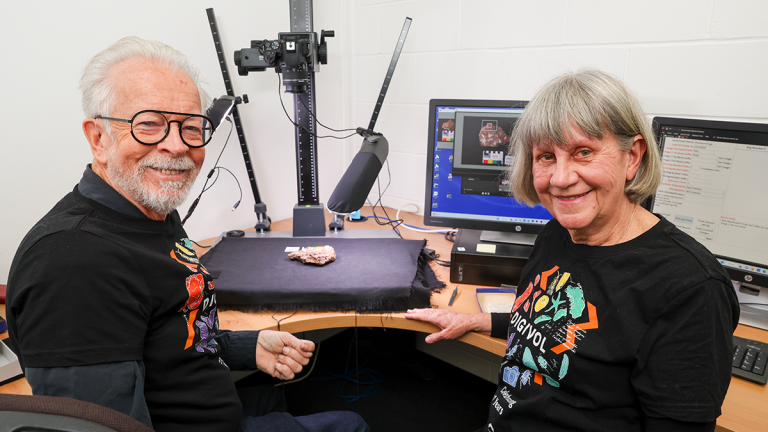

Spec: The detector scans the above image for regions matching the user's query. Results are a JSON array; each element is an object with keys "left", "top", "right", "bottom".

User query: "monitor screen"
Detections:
[
  {"left": 650, "top": 117, "right": 768, "bottom": 291},
  {"left": 423, "top": 99, "right": 553, "bottom": 237}
]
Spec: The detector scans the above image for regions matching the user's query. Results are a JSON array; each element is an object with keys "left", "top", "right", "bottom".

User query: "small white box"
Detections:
[{"left": 0, "top": 338, "right": 23, "bottom": 384}]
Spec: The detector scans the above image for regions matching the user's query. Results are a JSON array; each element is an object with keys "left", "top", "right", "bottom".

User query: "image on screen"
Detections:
[{"left": 424, "top": 100, "right": 553, "bottom": 235}]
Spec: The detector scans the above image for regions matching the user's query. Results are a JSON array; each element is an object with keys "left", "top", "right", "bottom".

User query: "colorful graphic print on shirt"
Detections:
[
  {"left": 489, "top": 265, "right": 599, "bottom": 419},
  {"left": 171, "top": 238, "right": 222, "bottom": 358}
]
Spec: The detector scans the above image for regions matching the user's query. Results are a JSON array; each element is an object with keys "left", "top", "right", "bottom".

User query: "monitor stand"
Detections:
[
  {"left": 739, "top": 305, "right": 768, "bottom": 331},
  {"left": 480, "top": 230, "right": 537, "bottom": 246},
  {"left": 734, "top": 281, "right": 768, "bottom": 331}
]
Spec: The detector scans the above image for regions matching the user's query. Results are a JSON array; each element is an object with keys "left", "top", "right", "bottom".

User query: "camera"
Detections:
[{"left": 234, "top": 30, "right": 334, "bottom": 93}]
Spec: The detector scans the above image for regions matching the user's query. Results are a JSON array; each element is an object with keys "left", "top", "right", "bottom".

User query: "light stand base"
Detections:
[
  {"left": 293, "top": 204, "right": 326, "bottom": 237},
  {"left": 329, "top": 214, "right": 345, "bottom": 232},
  {"left": 254, "top": 202, "right": 271, "bottom": 233}
]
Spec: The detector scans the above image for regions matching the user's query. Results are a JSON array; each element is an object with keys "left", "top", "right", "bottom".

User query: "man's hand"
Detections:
[
  {"left": 405, "top": 309, "right": 491, "bottom": 343},
  {"left": 255, "top": 330, "right": 315, "bottom": 380}
]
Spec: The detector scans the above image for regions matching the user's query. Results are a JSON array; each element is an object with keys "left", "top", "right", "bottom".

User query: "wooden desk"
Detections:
[
  {"left": 214, "top": 208, "right": 505, "bottom": 356},
  {"left": 2, "top": 208, "right": 766, "bottom": 431}
]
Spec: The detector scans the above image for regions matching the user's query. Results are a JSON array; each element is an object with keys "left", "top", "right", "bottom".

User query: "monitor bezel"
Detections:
[
  {"left": 651, "top": 116, "right": 768, "bottom": 289},
  {"left": 423, "top": 98, "right": 554, "bottom": 235}
]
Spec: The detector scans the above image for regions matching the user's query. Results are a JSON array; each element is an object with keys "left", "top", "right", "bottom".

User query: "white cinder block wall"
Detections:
[
  {"left": 348, "top": 0, "right": 768, "bottom": 213},
  {"left": 1, "top": 0, "right": 766, "bottom": 284}
]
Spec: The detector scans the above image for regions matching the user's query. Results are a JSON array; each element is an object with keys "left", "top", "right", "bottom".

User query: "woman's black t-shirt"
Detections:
[{"left": 486, "top": 217, "right": 739, "bottom": 432}]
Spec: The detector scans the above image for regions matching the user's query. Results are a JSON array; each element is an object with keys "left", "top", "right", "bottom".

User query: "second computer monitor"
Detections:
[{"left": 423, "top": 99, "right": 553, "bottom": 244}]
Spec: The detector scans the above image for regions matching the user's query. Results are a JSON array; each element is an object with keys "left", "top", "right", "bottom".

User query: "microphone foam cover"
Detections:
[{"left": 327, "top": 151, "right": 383, "bottom": 214}]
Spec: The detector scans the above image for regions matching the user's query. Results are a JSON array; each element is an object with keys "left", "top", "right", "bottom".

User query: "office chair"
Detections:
[{"left": 0, "top": 394, "right": 153, "bottom": 432}]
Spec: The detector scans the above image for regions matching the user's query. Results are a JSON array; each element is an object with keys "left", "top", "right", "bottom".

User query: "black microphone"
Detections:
[{"left": 326, "top": 134, "right": 389, "bottom": 214}]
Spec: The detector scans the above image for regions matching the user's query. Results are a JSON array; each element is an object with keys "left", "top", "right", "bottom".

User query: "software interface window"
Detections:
[
  {"left": 654, "top": 125, "right": 768, "bottom": 277},
  {"left": 430, "top": 105, "right": 552, "bottom": 225}
]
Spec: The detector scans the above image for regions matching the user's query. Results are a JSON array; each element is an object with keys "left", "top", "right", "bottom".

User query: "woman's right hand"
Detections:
[{"left": 404, "top": 308, "right": 492, "bottom": 343}]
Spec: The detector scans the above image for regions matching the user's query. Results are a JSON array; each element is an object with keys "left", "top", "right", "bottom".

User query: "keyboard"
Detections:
[{"left": 732, "top": 335, "right": 768, "bottom": 385}]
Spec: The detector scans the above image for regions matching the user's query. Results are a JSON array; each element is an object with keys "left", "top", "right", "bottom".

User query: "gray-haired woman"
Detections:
[{"left": 407, "top": 70, "right": 738, "bottom": 432}]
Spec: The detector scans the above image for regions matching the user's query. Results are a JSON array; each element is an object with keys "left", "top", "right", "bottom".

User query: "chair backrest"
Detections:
[{"left": 0, "top": 394, "right": 154, "bottom": 432}]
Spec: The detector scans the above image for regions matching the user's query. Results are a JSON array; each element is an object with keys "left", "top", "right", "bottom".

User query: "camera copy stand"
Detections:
[
  {"left": 231, "top": 0, "right": 333, "bottom": 237},
  {"left": 287, "top": 5, "right": 326, "bottom": 237}
]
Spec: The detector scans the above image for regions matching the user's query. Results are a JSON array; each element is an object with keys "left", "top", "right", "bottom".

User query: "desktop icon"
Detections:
[
  {"left": 435, "top": 155, "right": 440, "bottom": 161},
  {"left": 447, "top": 193, "right": 452, "bottom": 199},
  {"left": 435, "top": 163, "right": 440, "bottom": 169},
  {"left": 434, "top": 173, "right": 439, "bottom": 179},
  {"left": 434, "top": 182, "right": 439, "bottom": 188},
  {"left": 433, "top": 191, "right": 439, "bottom": 197},
  {"left": 448, "top": 174, "right": 453, "bottom": 181},
  {"left": 432, "top": 201, "right": 438, "bottom": 208}
]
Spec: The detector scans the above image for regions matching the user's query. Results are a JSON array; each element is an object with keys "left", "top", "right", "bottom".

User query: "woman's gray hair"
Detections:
[
  {"left": 509, "top": 69, "right": 661, "bottom": 205},
  {"left": 79, "top": 36, "right": 211, "bottom": 120}
]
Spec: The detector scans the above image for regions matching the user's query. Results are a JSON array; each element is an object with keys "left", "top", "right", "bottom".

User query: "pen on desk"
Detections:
[{"left": 448, "top": 286, "right": 459, "bottom": 306}]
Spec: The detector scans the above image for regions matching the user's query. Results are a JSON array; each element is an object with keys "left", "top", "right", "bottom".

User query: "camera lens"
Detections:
[{"left": 282, "top": 69, "right": 309, "bottom": 93}]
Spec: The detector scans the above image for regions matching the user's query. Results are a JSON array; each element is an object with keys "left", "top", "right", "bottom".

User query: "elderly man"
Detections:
[{"left": 6, "top": 37, "right": 369, "bottom": 432}]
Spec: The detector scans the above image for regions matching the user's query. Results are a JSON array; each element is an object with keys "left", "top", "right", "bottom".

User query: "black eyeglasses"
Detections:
[{"left": 95, "top": 110, "right": 214, "bottom": 148}]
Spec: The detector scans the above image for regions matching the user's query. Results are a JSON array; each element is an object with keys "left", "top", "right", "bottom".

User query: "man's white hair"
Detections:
[{"left": 79, "top": 36, "right": 211, "bottom": 120}]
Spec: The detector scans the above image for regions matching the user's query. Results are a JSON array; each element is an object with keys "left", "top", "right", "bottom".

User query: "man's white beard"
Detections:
[{"left": 106, "top": 143, "right": 199, "bottom": 216}]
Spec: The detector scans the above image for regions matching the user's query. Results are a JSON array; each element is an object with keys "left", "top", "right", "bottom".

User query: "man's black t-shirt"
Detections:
[
  {"left": 7, "top": 187, "right": 242, "bottom": 432},
  {"left": 486, "top": 217, "right": 739, "bottom": 432}
]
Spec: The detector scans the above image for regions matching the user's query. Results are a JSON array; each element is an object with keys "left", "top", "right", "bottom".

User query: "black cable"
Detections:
[
  {"left": 269, "top": 310, "right": 299, "bottom": 332},
  {"left": 216, "top": 167, "right": 243, "bottom": 209},
  {"left": 190, "top": 240, "right": 212, "bottom": 249},
  {"left": 202, "top": 168, "right": 221, "bottom": 193},
  {"left": 444, "top": 231, "right": 456, "bottom": 243},
  {"left": 425, "top": 250, "right": 450, "bottom": 267},
  {"left": 296, "top": 93, "right": 358, "bottom": 133},
  {"left": 181, "top": 120, "right": 237, "bottom": 225},
  {"left": 369, "top": 204, "right": 402, "bottom": 238},
  {"left": 276, "top": 74, "right": 358, "bottom": 140},
  {"left": 366, "top": 161, "right": 403, "bottom": 238}
]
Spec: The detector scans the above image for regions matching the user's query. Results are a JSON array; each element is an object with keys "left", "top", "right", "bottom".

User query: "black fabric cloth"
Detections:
[
  {"left": 484, "top": 217, "right": 739, "bottom": 432},
  {"left": 200, "top": 236, "right": 444, "bottom": 312},
  {"left": 7, "top": 182, "right": 246, "bottom": 432}
]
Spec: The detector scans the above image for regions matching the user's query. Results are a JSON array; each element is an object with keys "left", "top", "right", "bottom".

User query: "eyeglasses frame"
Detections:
[{"left": 94, "top": 109, "right": 214, "bottom": 148}]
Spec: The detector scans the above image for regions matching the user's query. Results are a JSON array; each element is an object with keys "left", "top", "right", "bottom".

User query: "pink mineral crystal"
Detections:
[
  {"left": 478, "top": 122, "right": 509, "bottom": 147},
  {"left": 288, "top": 245, "right": 337, "bottom": 265}
]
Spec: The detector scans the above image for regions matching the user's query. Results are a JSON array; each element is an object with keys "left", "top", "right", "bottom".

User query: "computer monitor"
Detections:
[
  {"left": 650, "top": 117, "right": 768, "bottom": 329},
  {"left": 423, "top": 99, "right": 554, "bottom": 245}
]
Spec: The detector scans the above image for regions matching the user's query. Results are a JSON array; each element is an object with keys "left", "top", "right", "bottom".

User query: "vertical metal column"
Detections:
[
  {"left": 291, "top": 0, "right": 320, "bottom": 206},
  {"left": 289, "top": 0, "right": 326, "bottom": 236}
]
